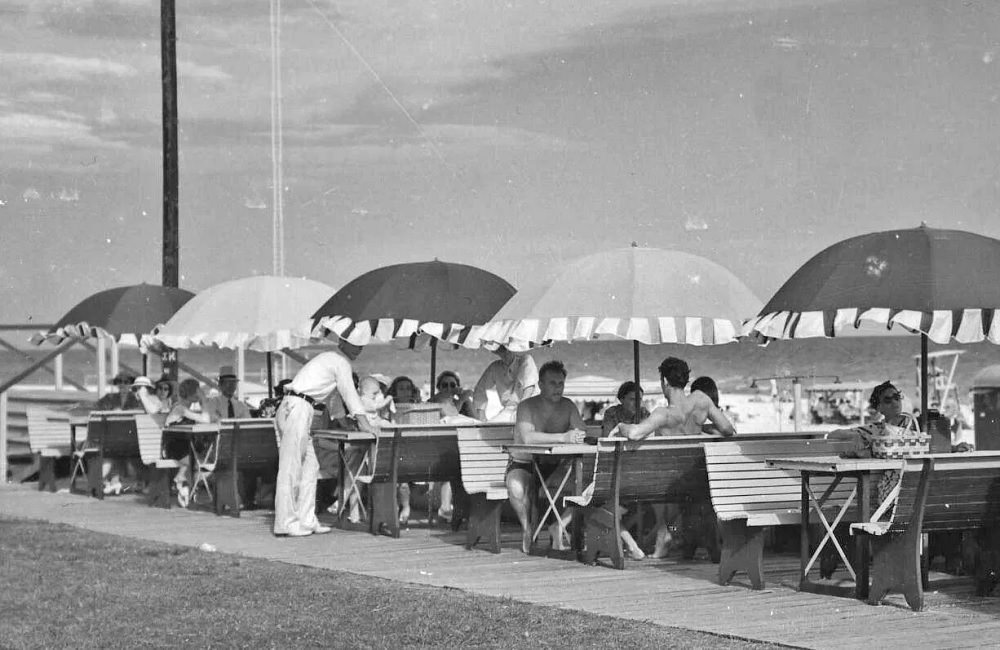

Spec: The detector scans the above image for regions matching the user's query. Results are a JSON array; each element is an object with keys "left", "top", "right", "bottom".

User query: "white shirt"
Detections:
[
  {"left": 473, "top": 354, "right": 539, "bottom": 414},
  {"left": 288, "top": 350, "right": 365, "bottom": 416},
  {"left": 203, "top": 394, "right": 252, "bottom": 422}
]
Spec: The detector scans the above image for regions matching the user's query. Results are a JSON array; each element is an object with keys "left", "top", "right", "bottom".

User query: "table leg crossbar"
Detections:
[
  {"left": 804, "top": 479, "right": 857, "bottom": 581},
  {"left": 531, "top": 461, "right": 572, "bottom": 544},
  {"left": 337, "top": 446, "right": 371, "bottom": 521}
]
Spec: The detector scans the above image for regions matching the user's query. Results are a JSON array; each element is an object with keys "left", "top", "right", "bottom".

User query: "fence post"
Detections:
[
  {"left": 54, "top": 354, "right": 64, "bottom": 390},
  {"left": 1, "top": 390, "right": 8, "bottom": 483}
]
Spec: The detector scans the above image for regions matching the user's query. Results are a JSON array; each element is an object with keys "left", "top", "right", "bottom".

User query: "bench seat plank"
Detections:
[{"left": 457, "top": 426, "right": 515, "bottom": 554}]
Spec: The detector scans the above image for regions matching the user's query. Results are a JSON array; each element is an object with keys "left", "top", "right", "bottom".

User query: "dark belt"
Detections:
[{"left": 284, "top": 390, "right": 318, "bottom": 407}]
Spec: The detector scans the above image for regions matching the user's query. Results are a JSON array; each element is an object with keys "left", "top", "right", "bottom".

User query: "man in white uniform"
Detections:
[
  {"left": 471, "top": 345, "right": 539, "bottom": 422},
  {"left": 273, "top": 339, "right": 376, "bottom": 537}
]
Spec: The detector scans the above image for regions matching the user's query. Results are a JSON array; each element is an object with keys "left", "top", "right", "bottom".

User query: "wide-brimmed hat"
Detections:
[
  {"left": 218, "top": 365, "right": 238, "bottom": 380},
  {"left": 112, "top": 370, "right": 135, "bottom": 385},
  {"left": 132, "top": 376, "right": 154, "bottom": 389}
]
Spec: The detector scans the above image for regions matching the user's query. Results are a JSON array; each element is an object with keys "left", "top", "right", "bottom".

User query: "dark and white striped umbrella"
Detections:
[{"left": 742, "top": 224, "right": 1000, "bottom": 418}]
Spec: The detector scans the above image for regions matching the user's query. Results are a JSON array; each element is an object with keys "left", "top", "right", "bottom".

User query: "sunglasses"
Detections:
[
  {"left": 439, "top": 382, "right": 458, "bottom": 389},
  {"left": 881, "top": 393, "right": 902, "bottom": 403},
  {"left": 156, "top": 385, "right": 171, "bottom": 392}
]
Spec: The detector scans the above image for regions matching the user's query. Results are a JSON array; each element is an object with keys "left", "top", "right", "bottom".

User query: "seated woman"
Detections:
[
  {"left": 429, "top": 370, "right": 475, "bottom": 418},
  {"left": 601, "top": 381, "right": 650, "bottom": 435},
  {"left": 428, "top": 370, "right": 475, "bottom": 523},
  {"left": 387, "top": 375, "right": 421, "bottom": 525},
  {"left": 164, "top": 378, "right": 212, "bottom": 507},
  {"left": 690, "top": 376, "right": 733, "bottom": 436}
]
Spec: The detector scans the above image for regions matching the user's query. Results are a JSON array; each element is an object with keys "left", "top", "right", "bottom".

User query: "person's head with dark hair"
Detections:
[
  {"left": 691, "top": 376, "right": 719, "bottom": 407},
  {"left": 869, "top": 381, "right": 902, "bottom": 420},
  {"left": 436, "top": 370, "right": 462, "bottom": 391},
  {"left": 537, "top": 360, "right": 568, "bottom": 402},
  {"left": 539, "top": 360, "right": 567, "bottom": 380},
  {"left": 658, "top": 357, "right": 690, "bottom": 389},
  {"left": 177, "top": 378, "right": 202, "bottom": 403},
  {"left": 388, "top": 375, "right": 420, "bottom": 404},
  {"left": 616, "top": 380, "right": 642, "bottom": 403}
]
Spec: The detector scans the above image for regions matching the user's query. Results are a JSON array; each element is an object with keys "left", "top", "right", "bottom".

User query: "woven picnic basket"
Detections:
[
  {"left": 394, "top": 403, "right": 442, "bottom": 425},
  {"left": 865, "top": 417, "right": 930, "bottom": 459}
]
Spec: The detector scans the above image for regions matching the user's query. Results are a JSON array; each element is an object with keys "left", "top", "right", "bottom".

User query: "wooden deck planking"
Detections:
[{"left": 3, "top": 484, "right": 1000, "bottom": 649}]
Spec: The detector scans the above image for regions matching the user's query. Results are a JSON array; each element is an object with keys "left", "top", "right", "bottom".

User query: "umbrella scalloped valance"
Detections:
[{"left": 743, "top": 306, "right": 1000, "bottom": 345}]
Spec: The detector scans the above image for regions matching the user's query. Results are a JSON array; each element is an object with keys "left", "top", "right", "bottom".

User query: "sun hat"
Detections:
[
  {"left": 218, "top": 365, "right": 238, "bottom": 380},
  {"left": 132, "top": 376, "right": 154, "bottom": 389}
]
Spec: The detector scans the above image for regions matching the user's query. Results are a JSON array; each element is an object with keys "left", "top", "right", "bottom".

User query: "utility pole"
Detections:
[{"left": 161, "top": 0, "right": 179, "bottom": 381}]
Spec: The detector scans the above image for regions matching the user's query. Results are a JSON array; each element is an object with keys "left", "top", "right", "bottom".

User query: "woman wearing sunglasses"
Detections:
[{"left": 427, "top": 371, "right": 474, "bottom": 523}]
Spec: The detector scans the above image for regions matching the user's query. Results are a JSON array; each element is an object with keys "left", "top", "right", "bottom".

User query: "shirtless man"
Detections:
[
  {"left": 614, "top": 357, "right": 736, "bottom": 440},
  {"left": 506, "top": 360, "right": 586, "bottom": 553},
  {"left": 612, "top": 356, "right": 735, "bottom": 557}
]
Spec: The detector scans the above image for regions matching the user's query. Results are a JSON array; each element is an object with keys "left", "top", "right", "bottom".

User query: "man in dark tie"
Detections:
[
  {"left": 204, "top": 365, "right": 252, "bottom": 421},
  {"left": 203, "top": 365, "right": 256, "bottom": 507}
]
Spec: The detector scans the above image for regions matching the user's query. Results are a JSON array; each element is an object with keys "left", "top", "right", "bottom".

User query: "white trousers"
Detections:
[{"left": 273, "top": 396, "right": 320, "bottom": 534}]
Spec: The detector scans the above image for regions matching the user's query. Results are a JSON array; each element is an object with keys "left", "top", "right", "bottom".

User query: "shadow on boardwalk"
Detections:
[{"left": 2, "top": 484, "right": 999, "bottom": 649}]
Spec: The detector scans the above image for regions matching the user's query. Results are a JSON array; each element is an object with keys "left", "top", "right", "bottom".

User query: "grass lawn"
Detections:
[{"left": 0, "top": 517, "right": 792, "bottom": 649}]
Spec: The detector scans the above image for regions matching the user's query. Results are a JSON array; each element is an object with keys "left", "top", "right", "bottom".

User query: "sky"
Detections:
[{"left": 2, "top": 0, "right": 1000, "bottom": 325}]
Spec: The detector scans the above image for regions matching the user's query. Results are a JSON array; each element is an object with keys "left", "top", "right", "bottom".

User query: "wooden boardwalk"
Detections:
[{"left": 3, "top": 483, "right": 1000, "bottom": 648}]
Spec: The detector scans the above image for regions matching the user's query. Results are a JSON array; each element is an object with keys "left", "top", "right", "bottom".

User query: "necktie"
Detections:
[{"left": 227, "top": 398, "right": 235, "bottom": 418}]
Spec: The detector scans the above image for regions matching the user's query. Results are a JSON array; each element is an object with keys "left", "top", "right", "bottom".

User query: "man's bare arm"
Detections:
[{"left": 616, "top": 407, "right": 674, "bottom": 441}]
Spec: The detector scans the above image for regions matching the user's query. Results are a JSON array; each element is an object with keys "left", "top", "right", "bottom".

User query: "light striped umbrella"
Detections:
[
  {"left": 463, "top": 245, "right": 762, "bottom": 420},
  {"left": 742, "top": 224, "right": 1000, "bottom": 419},
  {"left": 152, "top": 275, "right": 335, "bottom": 397}
]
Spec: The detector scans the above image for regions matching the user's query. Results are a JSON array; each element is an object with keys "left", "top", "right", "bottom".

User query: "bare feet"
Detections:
[
  {"left": 622, "top": 531, "right": 645, "bottom": 560},
  {"left": 521, "top": 529, "right": 532, "bottom": 554},
  {"left": 549, "top": 522, "right": 570, "bottom": 551},
  {"left": 651, "top": 525, "right": 674, "bottom": 559}
]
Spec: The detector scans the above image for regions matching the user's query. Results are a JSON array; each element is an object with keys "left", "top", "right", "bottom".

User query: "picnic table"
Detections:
[{"left": 766, "top": 455, "right": 903, "bottom": 599}]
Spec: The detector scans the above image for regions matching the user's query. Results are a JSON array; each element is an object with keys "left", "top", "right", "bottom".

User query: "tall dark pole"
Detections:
[
  {"left": 160, "top": 0, "right": 179, "bottom": 382},
  {"left": 161, "top": 0, "right": 179, "bottom": 289}
]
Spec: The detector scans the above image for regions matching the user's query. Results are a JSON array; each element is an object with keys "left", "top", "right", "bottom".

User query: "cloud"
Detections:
[
  {"left": 0, "top": 111, "right": 122, "bottom": 148},
  {"left": 177, "top": 59, "right": 231, "bottom": 82},
  {"left": 0, "top": 52, "right": 136, "bottom": 81}
]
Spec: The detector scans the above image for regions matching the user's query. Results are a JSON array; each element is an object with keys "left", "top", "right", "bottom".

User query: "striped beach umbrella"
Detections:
[
  {"left": 34, "top": 283, "right": 195, "bottom": 347},
  {"left": 465, "top": 245, "right": 762, "bottom": 420},
  {"left": 311, "top": 260, "right": 515, "bottom": 395},
  {"left": 742, "top": 224, "right": 1000, "bottom": 420}
]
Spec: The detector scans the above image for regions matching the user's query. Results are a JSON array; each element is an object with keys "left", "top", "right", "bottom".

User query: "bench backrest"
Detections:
[
  {"left": 890, "top": 454, "right": 1000, "bottom": 535},
  {"left": 86, "top": 411, "right": 142, "bottom": 458},
  {"left": 26, "top": 407, "right": 71, "bottom": 454},
  {"left": 370, "top": 426, "right": 460, "bottom": 483},
  {"left": 586, "top": 438, "right": 709, "bottom": 509},
  {"left": 135, "top": 413, "right": 169, "bottom": 464},
  {"left": 456, "top": 425, "right": 515, "bottom": 499},
  {"left": 704, "top": 438, "right": 857, "bottom": 523},
  {"left": 215, "top": 418, "right": 280, "bottom": 472}
]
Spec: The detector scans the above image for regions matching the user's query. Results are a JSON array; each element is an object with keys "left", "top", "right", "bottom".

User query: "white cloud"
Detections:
[
  {"left": 0, "top": 52, "right": 136, "bottom": 80},
  {"left": 0, "top": 112, "right": 119, "bottom": 147},
  {"left": 177, "top": 59, "right": 231, "bottom": 82}
]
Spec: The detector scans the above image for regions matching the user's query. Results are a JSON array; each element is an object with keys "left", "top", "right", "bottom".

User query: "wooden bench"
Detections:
[
  {"left": 851, "top": 453, "right": 1000, "bottom": 610},
  {"left": 135, "top": 413, "right": 182, "bottom": 508},
  {"left": 565, "top": 438, "right": 712, "bottom": 569},
  {"left": 212, "top": 418, "right": 279, "bottom": 518},
  {"left": 25, "top": 407, "right": 73, "bottom": 492},
  {"left": 455, "top": 425, "right": 516, "bottom": 553},
  {"left": 704, "top": 438, "right": 856, "bottom": 589},
  {"left": 83, "top": 410, "right": 143, "bottom": 499},
  {"left": 362, "top": 424, "right": 463, "bottom": 538}
]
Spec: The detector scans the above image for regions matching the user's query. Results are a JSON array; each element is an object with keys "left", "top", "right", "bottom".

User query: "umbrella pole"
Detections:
[
  {"left": 920, "top": 333, "right": 929, "bottom": 430},
  {"left": 430, "top": 338, "right": 438, "bottom": 401},
  {"left": 633, "top": 341, "right": 641, "bottom": 424},
  {"left": 266, "top": 352, "right": 274, "bottom": 399}
]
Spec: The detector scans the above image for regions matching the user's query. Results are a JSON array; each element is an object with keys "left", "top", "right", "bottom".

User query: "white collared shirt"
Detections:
[{"left": 288, "top": 350, "right": 365, "bottom": 416}]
